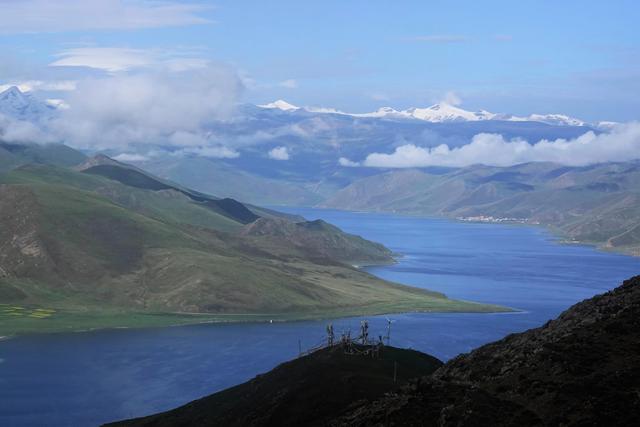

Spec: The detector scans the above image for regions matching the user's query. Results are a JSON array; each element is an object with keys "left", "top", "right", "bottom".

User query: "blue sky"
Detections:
[{"left": 1, "top": 0, "right": 639, "bottom": 121}]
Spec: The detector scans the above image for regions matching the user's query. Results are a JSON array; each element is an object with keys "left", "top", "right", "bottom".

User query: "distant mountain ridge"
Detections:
[
  {"left": 0, "top": 86, "right": 602, "bottom": 127},
  {"left": 258, "top": 99, "right": 593, "bottom": 127},
  {"left": 322, "top": 161, "right": 640, "bottom": 256}
]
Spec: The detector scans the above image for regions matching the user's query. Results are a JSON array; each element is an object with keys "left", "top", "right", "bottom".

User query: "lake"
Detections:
[{"left": 1, "top": 208, "right": 638, "bottom": 426}]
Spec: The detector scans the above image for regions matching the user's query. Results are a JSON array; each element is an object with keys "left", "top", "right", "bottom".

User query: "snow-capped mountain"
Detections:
[
  {"left": 352, "top": 104, "right": 497, "bottom": 122},
  {"left": 0, "top": 86, "right": 55, "bottom": 121},
  {"left": 257, "top": 99, "right": 300, "bottom": 111},
  {"left": 257, "top": 99, "right": 588, "bottom": 127}
]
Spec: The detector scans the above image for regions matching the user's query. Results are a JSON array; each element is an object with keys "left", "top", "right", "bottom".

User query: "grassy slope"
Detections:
[
  {"left": 0, "top": 167, "right": 508, "bottom": 336},
  {"left": 79, "top": 157, "right": 304, "bottom": 222},
  {"left": 1, "top": 165, "right": 244, "bottom": 232}
]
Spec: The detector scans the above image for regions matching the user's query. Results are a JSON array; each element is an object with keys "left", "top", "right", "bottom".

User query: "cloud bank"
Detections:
[
  {"left": 51, "top": 48, "right": 156, "bottom": 72},
  {"left": 50, "top": 47, "right": 211, "bottom": 73},
  {"left": 346, "top": 123, "right": 640, "bottom": 168},
  {"left": 54, "top": 64, "right": 242, "bottom": 151},
  {"left": 0, "top": 114, "right": 56, "bottom": 144}
]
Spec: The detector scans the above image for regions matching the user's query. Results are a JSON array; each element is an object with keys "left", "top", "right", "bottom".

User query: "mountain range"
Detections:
[
  {"left": 259, "top": 99, "right": 596, "bottom": 127},
  {"left": 0, "top": 86, "right": 638, "bottom": 258},
  {"left": 2, "top": 86, "right": 598, "bottom": 127},
  {"left": 137, "top": 102, "right": 595, "bottom": 206}
]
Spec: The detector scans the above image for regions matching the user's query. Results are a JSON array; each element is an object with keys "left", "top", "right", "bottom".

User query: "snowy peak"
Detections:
[
  {"left": 256, "top": 99, "right": 588, "bottom": 127},
  {"left": 405, "top": 103, "right": 496, "bottom": 122},
  {"left": 321, "top": 103, "right": 498, "bottom": 122},
  {"left": 0, "top": 86, "right": 55, "bottom": 121},
  {"left": 1, "top": 86, "right": 23, "bottom": 98},
  {"left": 258, "top": 99, "right": 300, "bottom": 111}
]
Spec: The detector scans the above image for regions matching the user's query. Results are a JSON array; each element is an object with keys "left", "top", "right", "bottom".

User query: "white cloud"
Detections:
[
  {"left": 0, "top": 0, "right": 211, "bottom": 34},
  {"left": 0, "top": 114, "right": 56, "bottom": 144},
  {"left": 113, "top": 153, "right": 149, "bottom": 162},
  {"left": 53, "top": 64, "right": 242, "bottom": 150},
  {"left": 268, "top": 146, "right": 290, "bottom": 160},
  {"left": 51, "top": 48, "right": 155, "bottom": 72},
  {"left": 338, "top": 157, "right": 360, "bottom": 167},
  {"left": 50, "top": 47, "right": 212, "bottom": 73},
  {"left": 278, "top": 79, "right": 298, "bottom": 89},
  {"left": 168, "top": 131, "right": 209, "bottom": 147},
  {"left": 359, "top": 122, "right": 640, "bottom": 168}
]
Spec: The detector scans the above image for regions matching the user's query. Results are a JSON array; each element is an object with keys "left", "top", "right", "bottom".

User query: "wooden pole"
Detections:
[{"left": 393, "top": 361, "right": 397, "bottom": 383}]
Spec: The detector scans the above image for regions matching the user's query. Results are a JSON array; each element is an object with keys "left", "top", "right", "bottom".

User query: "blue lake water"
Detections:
[{"left": 1, "top": 208, "right": 638, "bottom": 426}]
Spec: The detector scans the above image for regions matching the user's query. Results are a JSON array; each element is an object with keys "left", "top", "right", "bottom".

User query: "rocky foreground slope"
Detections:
[
  {"left": 111, "top": 276, "right": 640, "bottom": 426},
  {"left": 109, "top": 345, "right": 443, "bottom": 427},
  {"left": 336, "top": 275, "right": 640, "bottom": 426}
]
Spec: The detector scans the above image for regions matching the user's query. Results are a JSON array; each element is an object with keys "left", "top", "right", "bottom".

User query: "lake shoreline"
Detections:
[
  {"left": 0, "top": 295, "right": 512, "bottom": 339},
  {"left": 293, "top": 205, "right": 640, "bottom": 259},
  {"left": 3, "top": 208, "right": 638, "bottom": 427}
]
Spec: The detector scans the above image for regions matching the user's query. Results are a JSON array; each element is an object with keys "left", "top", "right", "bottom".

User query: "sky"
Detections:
[{"left": 0, "top": 0, "right": 639, "bottom": 122}]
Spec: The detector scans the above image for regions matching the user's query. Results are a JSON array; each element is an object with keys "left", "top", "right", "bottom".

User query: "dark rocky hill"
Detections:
[
  {"left": 335, "top": 275, "right": 640, "bottom": 426},
  {"left": 107, "top": 345, "right": 443, "bottom": 427}
]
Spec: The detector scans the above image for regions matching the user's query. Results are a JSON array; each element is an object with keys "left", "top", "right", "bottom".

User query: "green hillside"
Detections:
[{"left": 0, "top": 162, "right": 506, "bottom": 336}]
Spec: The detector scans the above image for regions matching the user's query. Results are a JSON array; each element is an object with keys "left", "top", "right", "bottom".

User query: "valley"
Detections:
[{"left": 1, "top": 5, "right": 638, "bottom": 427}]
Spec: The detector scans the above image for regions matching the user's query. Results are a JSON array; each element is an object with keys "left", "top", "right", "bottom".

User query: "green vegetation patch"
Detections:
[{"left": 0, "top": 304, "right": 56, "bottom": 321}]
